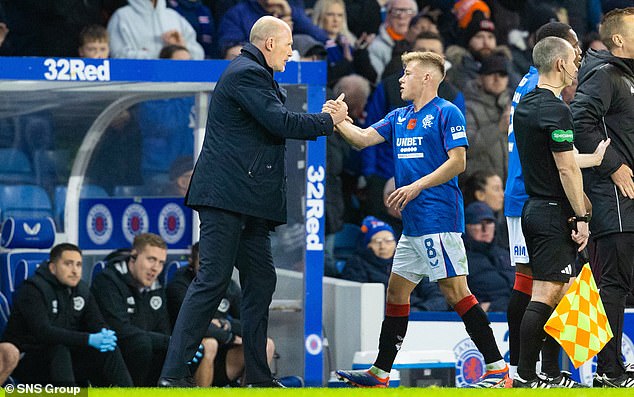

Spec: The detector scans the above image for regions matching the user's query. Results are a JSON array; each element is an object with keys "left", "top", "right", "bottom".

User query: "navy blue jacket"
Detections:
[{"left": 186, "top": 43, "right": 333, "bottom": 226}]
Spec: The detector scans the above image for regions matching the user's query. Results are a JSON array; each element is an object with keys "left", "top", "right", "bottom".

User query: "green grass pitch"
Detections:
[{"left": 89, "top": 387, "right": 633, "bottom": 397}]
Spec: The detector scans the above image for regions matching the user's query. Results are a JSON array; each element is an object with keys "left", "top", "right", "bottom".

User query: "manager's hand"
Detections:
[{"left": 323, "top": 93, "right": 348, "bottom": 125}]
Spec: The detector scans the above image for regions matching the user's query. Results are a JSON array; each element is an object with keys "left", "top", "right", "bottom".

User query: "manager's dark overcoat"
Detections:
[{"left": 186, "top": 43, "right": 334, "bottom": 226}]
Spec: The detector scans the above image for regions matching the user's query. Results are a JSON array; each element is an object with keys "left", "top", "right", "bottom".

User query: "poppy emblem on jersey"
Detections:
[{"left": 407, "top": 119, "right": 417, "bottom": 130}]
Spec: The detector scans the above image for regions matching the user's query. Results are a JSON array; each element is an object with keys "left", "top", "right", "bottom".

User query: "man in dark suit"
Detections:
[{"left": 158, "top": 15, "right": 348, "bottom": 387}]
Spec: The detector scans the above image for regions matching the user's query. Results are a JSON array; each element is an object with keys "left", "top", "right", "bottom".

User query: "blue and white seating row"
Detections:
[
  {"left": 0, "top": 185, "right": 53, "bottom": 224},
  {"left": 0, "top": 217, "right": 55, "bottom": 306},
  {"left": 163, "top": 260, "right": 188, "bottom": 286}
]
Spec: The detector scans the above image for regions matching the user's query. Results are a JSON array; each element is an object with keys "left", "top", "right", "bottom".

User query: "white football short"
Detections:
[
  {"left": 392, "top": 232, "right": 468, "bottom": 283},
  {"left": 507, "top": 216, "right": 529, "bottom": 265}
]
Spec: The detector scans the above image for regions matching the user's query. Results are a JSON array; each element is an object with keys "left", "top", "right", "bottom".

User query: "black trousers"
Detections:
[
  {"left": 594, "top": 232, "right": 634, "bottom": 377},
  {"left": 13, "top": 345, "right": 132, "bottom": 386},
  {"left": 119, "top": 334, "right": 167, "bottom": 386},
  {"left": 161, "top": 207, "right": 276, "bottom": 384}
]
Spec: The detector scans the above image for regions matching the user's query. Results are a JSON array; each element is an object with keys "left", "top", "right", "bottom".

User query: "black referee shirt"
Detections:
[{"left": 514, "top": 87, "right": 575, "bottom": 200}]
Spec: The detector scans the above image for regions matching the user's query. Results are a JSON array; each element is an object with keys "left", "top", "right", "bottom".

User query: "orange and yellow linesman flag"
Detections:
[{"left": 544, "top": 262, "right": 613, "bottom": 368}]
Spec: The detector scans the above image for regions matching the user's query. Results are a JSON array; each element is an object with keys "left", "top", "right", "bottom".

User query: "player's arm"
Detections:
[
  {"left": 333, "top": 120, "right": 385, "bottom": 150},
  {"left": 553, "top": 149, "right": 589, "bottom": 250},
  {"left": 574, "top": 138, "right": 611, "bottom": 168},
  {"left": 387, "top": 146, "right": 466, "bottom": 211}
]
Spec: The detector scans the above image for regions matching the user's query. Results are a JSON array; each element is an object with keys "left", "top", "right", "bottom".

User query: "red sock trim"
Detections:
[
  {"left": 454, "top": 295, "right": 478, "bottom": 317},
  {"left": 513, "top": 273, "right": 533, "bottom": 295},
  {"left": 385, "top": 303, "right": 410, "bottom": 317}
]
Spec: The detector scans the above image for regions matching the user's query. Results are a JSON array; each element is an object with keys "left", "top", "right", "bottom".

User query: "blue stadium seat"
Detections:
[
  {"left": 0, "top": 148, "right": 35, "bottom": 184},
  {"left": 0, "top": 217, "right": 55, "bottom": 306},
  {"left": 33, "top": 149, "right": 71, "bottom": 194},
  {"left": 334, "top": 223, "right": 362, "bottom": 260},
  {"left": 12, "top": 259, "right": 41, "bottom": 295},
  {"left": 54, "top": 184, "right": 109, "bottom": 228},
  {"left": 90, "top": 261, "right": 106, "bottom": 284},
  {"left": 163, "top": 260, "right": 188, "bottom": 285},
  {"left": 0, "top": 291, "right": 10, "bottom": 336},
  {"left": 0, "top": 185, "right": 53, "bottom": 223}
]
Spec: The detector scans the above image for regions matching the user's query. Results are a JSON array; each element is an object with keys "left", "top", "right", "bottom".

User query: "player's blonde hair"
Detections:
[{"left": 401, "top": 51, "right": 445, "bottom": 79}]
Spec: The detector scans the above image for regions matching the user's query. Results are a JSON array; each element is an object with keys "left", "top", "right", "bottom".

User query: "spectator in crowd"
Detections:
[
  {"left": 340, "top": 216, "right": 449, "bottom": 311},
  {"left": 463, "top": 53, "right": 512, "bottom": 183},
  {"left": 462, "top": 170, "right": 504, "bottom": 213},
  {"left": 344, "top": 0, "right": 382, "bottom": 39},
  {"left": 292, "top": 33, "right": 327, "bottom": 61},
  {"left": 367, "top": 0, "right": 418, "bottom": 83},
  {"left": 312, "top": 0, "right": 376, "bottom": 87},
  {"left": 571, "top": 7, "right": 634, "bottom": 388},
  {"left": 463, "top": 202, "right": 513, "bottom": 313},
  {"left": 445, "top": 13, "right": 497, "bottom": 91},
  {"left": 134, "top": 44, "right": 195, "bottom": 183},
  {"left": 324, "top": 75, "right": 369, "bottom": 276},
  {"left": 166, "top": 243, "right": 276, "bottom": 386},
  {"left": 0, "top": 343, "right": 19, "bottom": 385},
  {"left": 506, "top": 1, "right": 560, "bottom": 81},
  {"left": 217, "top": 0, "right": 328, "bottom": 58},
  {"left": 161, "top": 155, "right": 194, "bottom": 196},
  {"left": 108, "top": 0, "right": 204, "bottom": 59},
  {"left": 91, "top": 233, "right": 171, "bottom": 386},
  {"left": 168, "top": 0, "right": 216, "bottom": 58},
  {"left": 405, "top": 10, "right": 440, "bottom": 44},
  {"left": 0, "top": 8, "right": 8, "bottom": 53},
  {"left": 462, "top": 169, "right": 507, "bottom": 250},
  {"left": 78, "top": 25, "right": 110, "bottom": 59},
  {"left": 362, "top": 31, "right": 466, "bottom": 230},
  {"left": 581, "top": 30, "right": 608, "bottom": 54},
  {"left": 3, "top": 244, "right": 132, "bottom": 386},
  {"left": 452, "top": 0, "right": 490, "bottom": 31},
  {"left": 222, "top": 42, "right": 245, "bottom": 60},
  {"left": 0, "top": 1, "right": 103, "bottom": 57}
]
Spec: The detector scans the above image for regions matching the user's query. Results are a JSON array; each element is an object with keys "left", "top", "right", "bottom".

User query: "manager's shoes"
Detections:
[
  {"left": 157, "top": 376, "right": 197, "bottom": 387},
  {"left": 245, "top": 378, "right": 286, "bottom": 388}
]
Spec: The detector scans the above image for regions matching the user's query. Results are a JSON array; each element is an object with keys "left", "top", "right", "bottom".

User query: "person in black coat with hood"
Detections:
[
  {"left": 3, "top": 243, "right": 132, "bottom": 386},
  {"left": 160, "top": 16, "right": 348, "bottom": 388},
  {"left": 340, "top": 216, "right": 449, "bottom": 311},
  {"left": 91, "top": 233, "right": 171, "bottom": 386},
  {"left": 570, "top": 7, "right": 634, "bottom": 388}
]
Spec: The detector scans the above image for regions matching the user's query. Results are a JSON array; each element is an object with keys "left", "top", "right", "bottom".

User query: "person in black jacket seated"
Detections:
[
  {"left": 463, "top": 201, "right": 513, "bottom": 312},
  {"left": 3, "top": 243, "right": 132, "bottom": 386},
  {"left": 340, "top": 216, "right": 448, "bottom": 311},
  {"left": 166, "top": 243, "right": 276, "bottom": 386},
  {"left": 92, "top": 233, "right": 171, "bottom": 386}
]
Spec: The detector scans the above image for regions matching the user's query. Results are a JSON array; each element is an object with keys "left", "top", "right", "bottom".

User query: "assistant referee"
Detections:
[{"left": 512, "top": 36, "right": 590, "bottom": 388}]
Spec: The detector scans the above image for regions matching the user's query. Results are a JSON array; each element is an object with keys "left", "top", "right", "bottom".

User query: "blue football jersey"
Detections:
[
  {"left": 504, "top": 66, "right": 539, "bottom": 217},
  {"left": 372, "top": 97, "right": 469, "bottom": 236}
]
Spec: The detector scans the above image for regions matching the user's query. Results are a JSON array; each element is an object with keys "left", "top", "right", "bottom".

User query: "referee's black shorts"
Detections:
[{"left": 521, "top": 198, "right": 578, "bottom": 283}]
